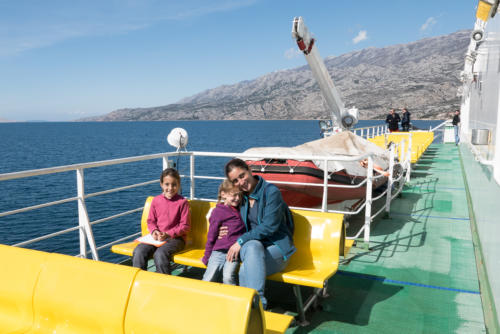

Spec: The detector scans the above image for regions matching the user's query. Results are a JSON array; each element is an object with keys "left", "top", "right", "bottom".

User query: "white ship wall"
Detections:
[{"left": 460, "top": 12, "right": 500, "bottom": 327}]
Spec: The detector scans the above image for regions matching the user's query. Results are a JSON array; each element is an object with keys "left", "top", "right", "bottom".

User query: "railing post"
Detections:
[
  {"left": 400, "top": 139, "right": 406, "bottom": 163},
  {"left": 406, "top": 134, "right": 412, "bottom": 182},
  {"left": 385, "top": 145, "right": 395, "bottom": 213},
  {"left": 76, "top": 169, "right": 98, "bottom": 260},
  {"left": 363, "top": 157, "right": 374, "bottom": 246},
  {"left": 321, "top": 159, "right": 329, "bottom": 212},
  {"left": 162, "top": 156, "right": 175, "bottom": 170},
  {"left": 189, "top": 154, "right": 195, "bottom": 200}
]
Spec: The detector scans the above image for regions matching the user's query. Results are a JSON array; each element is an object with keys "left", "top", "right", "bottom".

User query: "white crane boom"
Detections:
[{"left": 292, "top": 16, "right": 357, "bottom": 132}]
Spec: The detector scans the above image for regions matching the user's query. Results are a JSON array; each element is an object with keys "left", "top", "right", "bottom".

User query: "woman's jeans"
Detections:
[
  {"left": 202, "top": 250, "right": 239, "bottom": 285},
  {"left": 239, "top": 240, "right": 290, "bottom": 309},
  {"left": 132, "top": 237, "right": 185, "bottom": 274}
]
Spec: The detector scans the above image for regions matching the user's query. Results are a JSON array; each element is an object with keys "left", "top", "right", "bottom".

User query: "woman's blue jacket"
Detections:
[{"left": 237, "top": 176, "right": 296, "bottom": 260}]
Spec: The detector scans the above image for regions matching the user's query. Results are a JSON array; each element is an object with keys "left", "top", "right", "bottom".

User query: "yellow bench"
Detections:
[
  {"left": 0, "top": 244, "right": 48, "bottom": 333},
  {"left": 112, "top": 197, "right": 348, "bottom": 324},
  {"left": 0, "top": 244, "right": 292, "bottom": 334},
  {"left": 368, "top": 131, "right": 434, "bottom": 163},
  {"left": 126, "top": 270, "right": 292, "bottom": 334}
]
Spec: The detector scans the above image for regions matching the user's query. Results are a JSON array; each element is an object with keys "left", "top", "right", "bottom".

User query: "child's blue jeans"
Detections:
[{"left": 202, "top": 250, "right": 239, "bottom": 285}]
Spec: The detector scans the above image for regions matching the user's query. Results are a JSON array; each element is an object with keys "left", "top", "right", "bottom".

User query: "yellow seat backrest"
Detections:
[
  {"left": 0, "top": 245, "right": 48, "bottom": 333},
  {"left": 185, "top": 200, "right": 216, "bottom": 248},
  {"left": 140, "top": 196, "right": 154, "bottom": 236},
  {"left": 288, "top": 210, "right": 344, "bottom": 271},
  {"left": 124, "top": 270, "right": 265, "bottom": 334},
  {"left": 140, "top": 198, "right": 215, "bottom": 248},
  {"left": 32, "top": 252, "right": 140, "bottom": 333}
]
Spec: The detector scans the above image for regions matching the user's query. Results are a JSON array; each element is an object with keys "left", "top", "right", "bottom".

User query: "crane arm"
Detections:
[{"left": 292, "top": 17, "right": 357, "bottom": 132}]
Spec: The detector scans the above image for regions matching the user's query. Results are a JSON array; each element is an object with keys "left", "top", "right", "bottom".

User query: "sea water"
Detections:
[{"left": 0, "top": 120, "right": 441, "bottom": 261}]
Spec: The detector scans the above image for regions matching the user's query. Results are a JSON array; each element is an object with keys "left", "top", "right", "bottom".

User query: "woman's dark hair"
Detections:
[
  {"left": 160, "top": 168, "right": 181, "bottom": 184},
  {"left": 225, "top": 158, "right": 250, "bottom": 178}
]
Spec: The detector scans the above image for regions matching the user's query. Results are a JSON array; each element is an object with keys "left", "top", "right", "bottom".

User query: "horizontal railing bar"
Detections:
[
  {"left": 13, "top": 225, "right": 82, "bottom": 247},
  {"left": 346, "top": 225, "right": 366, "bottom": 239},
  {"left": 0, "top": 196, "right": 79, "bottom": 218},
  {"left": 90, "top": 207, "right": 144, "bottom": 226},
  {"left": 95, "top": 232, "right": 141, "bottom": 251},
  {"left": 430, "top": 121, "right": 448, "bottom": 132},
  {"left": 191, "top": 197, "right": 218, "bottom": 202},
  {"left": 193, "top": 173, "right": 376, "bottom": 190},
  {"left": 191, "top": 151, "right": 383, "bottom": 162},
  {"left": 85, "top": 180, "right": 158, "bottom": 199},
  {"left": 191, "top": 175, "right": 225, "bottom": 181},
  {"left": 372, "top": 204, "right": 387, "bottom": 219},
  {"left": 0, "top": 152, "right": 184, "bottom": 181}
]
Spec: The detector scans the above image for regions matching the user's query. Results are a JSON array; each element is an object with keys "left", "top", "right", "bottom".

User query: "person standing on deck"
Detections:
[
  {"left": 386, "top": 109, "right": 401, "bottom": 132},
  {"left": 401, "top": 108, "right": 411, "bottom": 132},
  {"left": 452, "top": 109, "right": 460, "bottom": 145}
]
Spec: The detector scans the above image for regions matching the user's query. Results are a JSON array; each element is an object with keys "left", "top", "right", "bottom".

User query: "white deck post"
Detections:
[
  {"left": 76, "top": 169, "right": 98, "bottom": 260},
  {"left": 321, "top": 159, "right": 329, "bottom": 212},
  {"left": 400, "top": 139, "right": 406, "bottom": 163},
  {"left": 406, "top": 134, "right": 412, "bottom": 182},
  {"left": 364, "top": 157, "right": 374, "bottom": 245},
  {"left": 162, "top": 156, "right": 174, "bottom": 170},
  {"left": 190, "top": 154, "right": 195, "bottom": 200},
  {"left": 385, "top": 145, "right": 395, "bottom": 213}
]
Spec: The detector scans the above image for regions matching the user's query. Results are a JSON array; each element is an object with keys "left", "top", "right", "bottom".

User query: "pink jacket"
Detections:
[{"left": 147, "top": 194, "right": 190, "bottom": 240}]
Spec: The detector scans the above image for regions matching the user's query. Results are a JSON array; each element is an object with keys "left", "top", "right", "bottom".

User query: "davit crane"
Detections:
[{"left": 292, "top": 17, "right": 358, "bottom": 134}]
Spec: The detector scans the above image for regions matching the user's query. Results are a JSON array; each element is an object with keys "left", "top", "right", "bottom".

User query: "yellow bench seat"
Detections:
[
  {"left": 0, "top": 244, "right": 292, "bottom": 334},
  {"left": 112, "top": 197, "right": 346, "bottom": 324}
]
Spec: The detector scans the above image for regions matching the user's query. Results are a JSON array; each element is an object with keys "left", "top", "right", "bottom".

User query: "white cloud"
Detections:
[
  {"left": 284, "top": 47, "right": 301, "bottom": 59},
  {"left": 352, "top": 30, "right": 368, "bottom": 44},
  {"left": 0, "top": 1, "right": 258, "bottom": 57},
  {"left": 420, "top": 17, "right": 437, "bottom": 33}
]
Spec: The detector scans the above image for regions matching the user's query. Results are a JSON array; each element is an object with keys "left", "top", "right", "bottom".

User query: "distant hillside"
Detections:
[{"left": 80, "top": 30, "right": 470, "bottom": 121}]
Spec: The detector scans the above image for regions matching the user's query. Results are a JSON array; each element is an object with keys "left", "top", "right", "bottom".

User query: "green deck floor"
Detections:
[{"left": 285, "top": 143, "right": 486, "bottom": 333}]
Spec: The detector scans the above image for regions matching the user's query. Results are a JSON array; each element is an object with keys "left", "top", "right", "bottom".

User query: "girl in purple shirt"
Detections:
[{"left": 202, "top": 179, "right": 246, "bottom": 285}]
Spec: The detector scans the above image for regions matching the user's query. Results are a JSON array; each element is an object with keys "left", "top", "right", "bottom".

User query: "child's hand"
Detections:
[
  {"left": 152, "top": 230, "right": 161, "bottom": 241},
  {"left": 218, "top": 226, "right": 229, "bottom": 239},
  {"left": 158, "top": 232, "right": 169, "bottom": 241}
]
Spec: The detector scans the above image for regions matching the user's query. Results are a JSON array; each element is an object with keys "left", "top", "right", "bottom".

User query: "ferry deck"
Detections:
[
  {"left": 152, "top": 141, "right": 487, "bottom": 333},
  {"left": 268, "top": 143, "right": 487, "bottom": 333}
]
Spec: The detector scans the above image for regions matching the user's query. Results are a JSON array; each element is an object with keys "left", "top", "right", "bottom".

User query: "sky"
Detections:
[{"left": 0, "top": 0, "right": 477, "bottom": 121}]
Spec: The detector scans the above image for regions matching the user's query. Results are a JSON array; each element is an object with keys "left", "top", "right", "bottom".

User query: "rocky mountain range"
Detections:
[{"left": 81, "top": 30, "right": 470, "bottom": 122}]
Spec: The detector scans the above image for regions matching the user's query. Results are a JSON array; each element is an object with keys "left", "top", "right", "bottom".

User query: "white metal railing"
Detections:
[
  {"left": 352, "top": 124, "right": 388, "bottom": 139},
  {"left": 0, "top": 146, "right": 410, "bottom": 257},
  {"left": 430, "top": 120, "right": 447, "bottom": 132},
  {"left": 0, "top": 152, "right": 183, "bottom": 260}
]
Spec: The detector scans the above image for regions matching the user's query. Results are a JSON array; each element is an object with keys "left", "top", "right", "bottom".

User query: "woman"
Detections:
[{"left": 224, "top": 158, "right": 296, "bottom": 309}]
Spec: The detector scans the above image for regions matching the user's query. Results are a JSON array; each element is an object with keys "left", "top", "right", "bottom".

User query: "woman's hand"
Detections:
[
  {"left": 226, "top": 242, "right": 241, "bottom": 262},
  {"left": 218, "top": 225, "right": 229, "bottom": 239}
]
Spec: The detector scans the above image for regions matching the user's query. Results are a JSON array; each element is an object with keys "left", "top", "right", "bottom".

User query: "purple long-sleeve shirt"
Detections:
[
  {"left": 201, "top": 203, "right": 246, "bottom": 265},
  {"left": 147, "top": 194, "right": 190, "bottom": 240}
]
